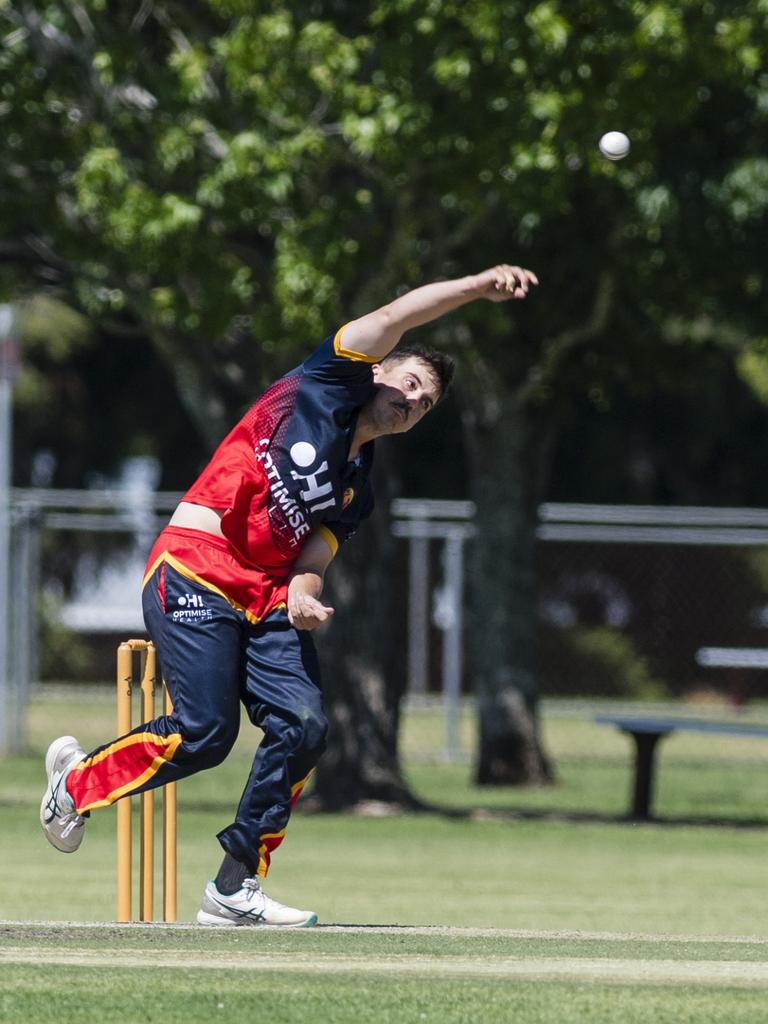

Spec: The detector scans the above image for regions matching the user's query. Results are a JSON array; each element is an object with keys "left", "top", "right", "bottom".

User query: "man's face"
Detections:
[{"left": 366, "top": 356, "right": 441, "bottom": 437}]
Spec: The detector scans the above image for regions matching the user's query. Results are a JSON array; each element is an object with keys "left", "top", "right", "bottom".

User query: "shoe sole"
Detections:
[{"left": 196, "top": 910, "right": 318, "bottom": 928}]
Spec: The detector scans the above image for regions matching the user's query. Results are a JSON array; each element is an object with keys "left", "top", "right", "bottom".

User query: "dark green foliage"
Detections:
[
  {"left": 540, "top": 624, "right": 664, "bottom": 699},
  {"left": 4, "top": 2, "right": 768, "bottom": 786}
]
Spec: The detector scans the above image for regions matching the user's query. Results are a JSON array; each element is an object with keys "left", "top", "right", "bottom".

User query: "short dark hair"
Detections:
[{"left": 381, "top": 344, "right": 455, "bottom": 403}]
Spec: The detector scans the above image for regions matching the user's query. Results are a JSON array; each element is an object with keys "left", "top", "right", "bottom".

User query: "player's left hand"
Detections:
[
  {"left": 287, "top": 593, "right": 335, "bottom": 631},
  {"left": 473, "top": 264, "right": 539, "bottom": 302}
]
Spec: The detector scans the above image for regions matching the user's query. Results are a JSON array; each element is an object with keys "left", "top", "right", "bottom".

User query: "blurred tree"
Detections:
[
  {"left": 2, "top": 1, "right": 768, "bottom": 798},
  {"left": 344, "top": 0, "right": 768, "bottom": 784},
  {"left": 14, "top": 295, "right": 200, "bottom": 488}
]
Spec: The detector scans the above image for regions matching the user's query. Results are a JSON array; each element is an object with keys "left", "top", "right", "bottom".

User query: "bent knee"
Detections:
[
  {"left": 306, "top": 712, "right": 328, "bottom": 755},
  {"left": 286, "top": 707, "right": 327, "bottom": 756},
  {"left": 181, "top": 718, "right": 239, "bottom": 769}
]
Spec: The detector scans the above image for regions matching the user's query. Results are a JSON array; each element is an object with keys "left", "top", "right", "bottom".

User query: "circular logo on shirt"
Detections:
[{"left": 290, "top": 441, "right": 317, "bottom": 468}]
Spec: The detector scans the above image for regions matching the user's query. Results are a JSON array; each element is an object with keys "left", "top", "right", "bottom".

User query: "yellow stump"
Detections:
[
  {"left": 163, "top": 683, "right": 178, "bottom": 922},
  {"left": 115, "top": 639, "right": 177, "bottom": 923}
]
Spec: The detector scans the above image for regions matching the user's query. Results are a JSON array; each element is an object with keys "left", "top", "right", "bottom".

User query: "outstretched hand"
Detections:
[
  {"left": 472, "top": 264, "right": 539, "bottom": 302},
  {"left": 287, "top": 592, "right": 335, "bottom": 631}
]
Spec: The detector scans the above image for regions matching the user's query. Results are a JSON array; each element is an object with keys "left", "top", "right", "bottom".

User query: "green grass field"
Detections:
[
  {"left": 3, "top": 923, "right": 768, "bottom": 1024},
  {"left": 1, "top": 690, "right": 767, "bottom": 1022}
]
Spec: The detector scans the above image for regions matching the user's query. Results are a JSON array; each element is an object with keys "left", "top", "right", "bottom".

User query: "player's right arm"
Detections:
[
  {"left": 338, "top": 264, "right": 538, "bottom": 362},
  {"left": 286, "top": 530, "right": 336, "bottom": 630}
]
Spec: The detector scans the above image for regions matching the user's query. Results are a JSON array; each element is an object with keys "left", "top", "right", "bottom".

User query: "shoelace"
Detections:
[
  {"left": 59, "top": 813, "right": 84, "bottom": 839},
  {"left": 241, "top": 877, "right": 284, "bottom": 910}
]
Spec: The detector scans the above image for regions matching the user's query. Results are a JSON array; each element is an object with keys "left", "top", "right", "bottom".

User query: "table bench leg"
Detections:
[{"left": 624, "top": 730, "right": 667, "bottom": 820}]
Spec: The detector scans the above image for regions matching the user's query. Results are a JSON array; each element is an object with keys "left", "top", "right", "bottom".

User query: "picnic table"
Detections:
[
  {"left": 696, "top": 647, "right": 768, "bottom": 705},
  {"left": 695, "top": 647, "right": 768, "bottom": 670},
  {"left": 594, "top": 714, "right": 768, "bottom": 820}
]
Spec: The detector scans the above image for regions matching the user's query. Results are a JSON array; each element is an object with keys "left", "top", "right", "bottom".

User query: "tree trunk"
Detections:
[
  {"left": 310, "top": 447, "right": 420, "bottom": 811},
  {"left": 463, "top": 385, "right": 555, "bottom": 786}
]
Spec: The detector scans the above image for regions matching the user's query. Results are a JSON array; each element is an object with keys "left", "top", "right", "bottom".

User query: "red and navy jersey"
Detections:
[{"left": 183, "top": 325, "right": 376, "bottom": 573}]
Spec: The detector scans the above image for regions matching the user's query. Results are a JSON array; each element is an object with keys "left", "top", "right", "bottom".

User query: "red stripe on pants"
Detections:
[{"left": 67, "top": 733, "right": 180, "bottom": 813}]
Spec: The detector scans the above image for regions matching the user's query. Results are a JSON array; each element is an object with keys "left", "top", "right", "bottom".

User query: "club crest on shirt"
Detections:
[{"left": 342, "top": 487, "right": 355, "bottom": 509}]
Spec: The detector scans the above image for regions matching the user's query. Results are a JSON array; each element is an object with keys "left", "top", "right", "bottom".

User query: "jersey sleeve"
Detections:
[
  {"left": 318, "top": 478, "right": 375, "bottom": 554},
  {"left": 301, "top": 327, "right": 377, "bottom": 392}
]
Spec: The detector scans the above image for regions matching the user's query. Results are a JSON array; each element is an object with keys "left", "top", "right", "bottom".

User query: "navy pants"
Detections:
[{"left": 137, "top": 562, "right": 327, "bottom": 875}]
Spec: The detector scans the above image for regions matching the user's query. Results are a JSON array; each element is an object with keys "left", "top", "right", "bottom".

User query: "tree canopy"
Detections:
[
  {"left": 4, "top": 0, "right": 768, "bottom": 792},
  {"left": 3, "top": 1, "right": 767, "bottom": 459}
]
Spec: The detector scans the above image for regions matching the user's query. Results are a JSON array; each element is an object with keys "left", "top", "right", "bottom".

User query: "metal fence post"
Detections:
[
  {"left": 11, "top": 507, "right": 40, "bottom": 752},
  {"left": 0, "top": 305, "right": 19, "bottom": 756},
  {"left": 407, "top": 535, "right": 430, "bottom": 695},
  {"left": 440, "top": 531, "right": 466, "bottom": 762}
]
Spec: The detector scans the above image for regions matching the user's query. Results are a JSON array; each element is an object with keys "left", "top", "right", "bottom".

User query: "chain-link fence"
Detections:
[
  {"left": 0, "top": 462, "right": 178, "bottom": 752},
  {"left": 395, "top": 502, "right": 768, "bottom": 762},
  {"left": 541, "top": 506, "right": 768, "bottom": 704},
  {"left": 3, "top": 489, "right": 768, "bottom": 760}
]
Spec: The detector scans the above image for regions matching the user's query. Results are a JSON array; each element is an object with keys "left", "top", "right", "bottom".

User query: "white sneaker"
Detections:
[
  {"left": 197, "top": 878, "right": 318, "bottom": 928},
  {"left": 40, "top": 735, "right": 87, "bottom": 853}
]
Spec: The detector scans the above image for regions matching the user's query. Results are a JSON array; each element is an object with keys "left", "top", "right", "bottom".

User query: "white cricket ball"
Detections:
[{"left": 598, "top": 131, "right": 630, "bottom": 161}]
